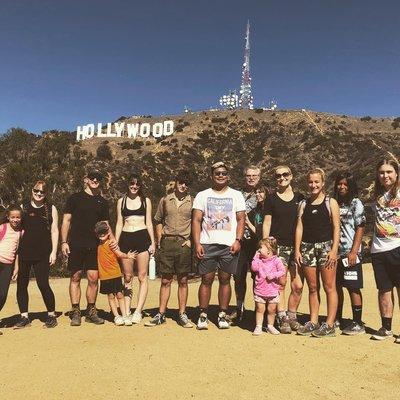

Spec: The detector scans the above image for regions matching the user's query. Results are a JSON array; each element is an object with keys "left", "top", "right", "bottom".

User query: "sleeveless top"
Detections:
[
  {"left": 19, "top": 202, "right": 53, "bottom": 260},
  {"left": 121, "top": 196, "right": 146, "bottom": 219},
  {"left": 302, "top": 197, "right": 332, "bottom": 243},
  {"left": 97, "top": 239, "right": 123, "bottom": 280}
]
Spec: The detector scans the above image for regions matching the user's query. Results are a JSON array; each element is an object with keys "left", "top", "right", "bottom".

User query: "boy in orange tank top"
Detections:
[{"left": 95, "top": 222, "right": 137, "bottom": 326}]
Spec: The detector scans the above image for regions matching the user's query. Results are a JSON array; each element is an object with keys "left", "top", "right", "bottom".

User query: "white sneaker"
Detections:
[
  {"left": 267, "top": 325, "right": 280, "bottom": 335},
  {"left": 197, "top": 312, "right": 209, "bottom": 330},
  {"left": 123, "top": 316, "right": 133, "bottom": 326},
  {"left": 114, "top": 316, "right": 124, "bottom": 326},
  {"left": 131, "top": 311, "right": 142, "bottom": 324},
  {"left": 217, "top": 311, "right": 230, "bottom": 329}
]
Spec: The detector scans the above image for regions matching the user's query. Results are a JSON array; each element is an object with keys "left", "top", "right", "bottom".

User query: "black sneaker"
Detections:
[
  {"left": 43, "top": 315, "right": 58, "bottom": 329},
  {"left": 14, "top": 316, "right": 31, "bottom": 330},
  {"left": 144, "top": 313, "right": 166, "bottom": 327},
  {"left": 311, "top": 322, "right": 336, "bottom": 338},
  {"left": 85, "top": 307, "right": 104, "bottom": 325},
  {"left": 297, "top": 321, "right": 320, "bottom": 336},
  {"left": 70, "top": 308, "right": 81, "bottom": 326},
  {"left": 342, "top": 321, "right": 365, "bottom": 336},
  {"left": 370, "top": 327, "right": 393, "bottom": 341}
]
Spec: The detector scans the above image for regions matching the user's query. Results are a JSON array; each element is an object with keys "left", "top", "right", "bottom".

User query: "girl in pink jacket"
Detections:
[{"left": 251, "top": 237, "right": 286, "bottom": 335}]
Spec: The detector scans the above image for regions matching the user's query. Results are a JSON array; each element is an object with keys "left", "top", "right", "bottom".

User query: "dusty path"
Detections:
[{"left": 0, "top": 265, "right": 399, "bottom": 399}]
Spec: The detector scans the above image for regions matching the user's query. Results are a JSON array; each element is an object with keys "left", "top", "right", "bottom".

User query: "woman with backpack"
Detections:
[
  {"left": 115, "top": 172, "right": 155, "bottom": 324},
  {"left": 295, "top": 168, "right": 340, "bottom": 338},
  {"left": 14, "top": 181, "right": 59, "bottom": 329}
]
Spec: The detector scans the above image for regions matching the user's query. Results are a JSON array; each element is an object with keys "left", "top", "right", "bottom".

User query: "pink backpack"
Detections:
[{"left": 0, "top": 223, "right": 24, "bottom": 242}]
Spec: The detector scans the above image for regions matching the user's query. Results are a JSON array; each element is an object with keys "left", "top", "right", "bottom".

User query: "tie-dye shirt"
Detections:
[
  {"left": 338, "top": 198, "right": 366, "bottom": 257},
  {"left": 371, "top": 189, "right": 400, "bottom": 254}
]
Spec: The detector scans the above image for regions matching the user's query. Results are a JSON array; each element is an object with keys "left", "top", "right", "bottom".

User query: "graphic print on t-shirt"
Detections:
[
  {"left": 206, "top": 197, "right": 233, "bottom": 231},
  {"left": 375, "top": 195, "right": 400, "bottom": 239}
]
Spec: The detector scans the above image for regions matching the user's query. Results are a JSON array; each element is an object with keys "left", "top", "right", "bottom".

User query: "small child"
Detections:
[
  {"left": 251, "top": 237, "right": 286, "bottom": 336},
  {"left": 95, "top": 221, "right": 137, "bottom": 326},
  {"left": 0, "top": 206, "right": 23, "bottom": 335}
]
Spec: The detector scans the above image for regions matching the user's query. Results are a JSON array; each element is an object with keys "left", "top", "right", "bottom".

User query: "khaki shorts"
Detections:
[{"left": 156, "top": 237, "right": 192, "bottom": 275}]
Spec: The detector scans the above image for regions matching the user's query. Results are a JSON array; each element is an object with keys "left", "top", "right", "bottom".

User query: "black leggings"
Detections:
[
  {"left": 0, "top": 262, "right": 13, "bottom": 312},
  {"left": 17, "top": 259, "right": 55, "bottom": 313}
]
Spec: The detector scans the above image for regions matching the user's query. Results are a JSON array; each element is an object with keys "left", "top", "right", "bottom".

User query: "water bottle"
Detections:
[{"left": 149, "top": 255, "right": 156, "bottom": 280}]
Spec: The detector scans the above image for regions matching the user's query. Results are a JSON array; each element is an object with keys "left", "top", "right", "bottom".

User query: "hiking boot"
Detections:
[
  {"left": 253, "top": 325, "right": 263, "bottom": 336},
  {"left": 70, "top": 308, "right": 81, "bottom": 326},
  {"left": 370, "top": 327, "right": 393, "bottom": 341},
  {"left": 217, "top": 311, "right": 230, "bottom": 329},
  {"left": 197, "top": 312, "right": 209, "bottom": 330},
  {"left": 267, "top": 325, "right": 280, "bottom": 335},
  {"left": 288, "top": 316, "right": 301, "bottom": 331},
  {"left": 178, "top": 312, "right": 193, "bottom": 328},
  {"left": 114, "top": 316, "right": 124, "bottom": 326},
  {"left": 14, "top": 316, "right": 31, "bottom": 330},
  {"left": 85, "top": 306, "right": 104, "bottom": 325},
  {"left": 43, "top": 315, "right": 58, "bottom": 329},
  {"left": 144, "top": 313, "right": 166, "bottom": 327},
  {"left": 342, "top": 321, "right": 365, "bottom": 336},
  {"left": 297, "top": 321, "right": 320, "bottom": 336},
  {"left": 311, "top": 322, "right": 336, "bottom": 338},
  {"left": 279, "top": 316, "right": 292, "bottom": 334}
]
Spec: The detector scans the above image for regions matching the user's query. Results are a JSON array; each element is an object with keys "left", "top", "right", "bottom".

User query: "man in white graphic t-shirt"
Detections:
[{"left": 192, "top": 161, "right": 246, "bottom": 330}]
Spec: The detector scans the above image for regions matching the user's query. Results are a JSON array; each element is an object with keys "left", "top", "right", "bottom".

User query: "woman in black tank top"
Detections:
[
  {"left": 15, "top": 180, "right": 58, "bottom": 329},
  {"left": 294, "top": 168, "right": 340, "bottom": 338},
  {"left": 115, "top": 173, "right": 155, "bottom": 324}
]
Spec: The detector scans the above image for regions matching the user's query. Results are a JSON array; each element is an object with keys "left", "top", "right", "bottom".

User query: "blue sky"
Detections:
[{"left": 1, "top": 0, "right": 399, "bottom": 134}]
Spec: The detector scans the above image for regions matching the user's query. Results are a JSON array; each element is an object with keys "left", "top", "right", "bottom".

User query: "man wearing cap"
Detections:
[
  {"left": 145, "top": 170, "right": 194, "bottom": 328},
  {"left": 233, "top": 165, "right": 261, "bottom": 323},
  {"left": 61, "top": 168, "right": 110, "bottom": 326},
  {"left": 192, "top": 162, "right": 246, "bottom": 330}
]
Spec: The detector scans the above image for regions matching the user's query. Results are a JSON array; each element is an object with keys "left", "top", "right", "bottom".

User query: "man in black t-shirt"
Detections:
[{"left": 61, "top": 168, "right": 110, "bottom": 326}]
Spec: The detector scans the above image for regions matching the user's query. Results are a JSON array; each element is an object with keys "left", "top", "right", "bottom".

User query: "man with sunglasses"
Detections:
[
  {"left": 61, "top": 167, "right": 110, "bottom": 326},
  {"left": 232, "top": 165, "right": 261, "bottom": 323},
  {"left": 145, "top": 170, "right": 194, "bottom": 328},
  {"left": 192, "top": 162, "right": 246, "bottom": 330}
]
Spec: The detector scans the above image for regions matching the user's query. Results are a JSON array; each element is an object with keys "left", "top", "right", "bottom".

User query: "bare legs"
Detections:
[
  {"left": 69, "top": 269, "right": 99, "bottom": 306},
  {"left": 159, "top": 274, "right": 188, "bottom": 314},
  {"left": 121, "top": 251, "right": 149, "bottom": 315},
  {"left": 108, "top": 292, "right": 127, "bottom": 318},
  {"left": 198, "top": 270, "right": 231, "bottom": 311}
]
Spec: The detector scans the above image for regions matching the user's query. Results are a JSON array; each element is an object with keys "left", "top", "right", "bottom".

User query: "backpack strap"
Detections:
[
  {"left": 143, "top": 197, "right": 147, "bottom": 224},
  {"left": 0, "top": 223, "right": 7, "bottom": 242},
  {"left": 121, "top": 195, "right": 127, "bottom": 217},
  {"left": 325, "top": 195, "right": 332, "bottom": 218}
]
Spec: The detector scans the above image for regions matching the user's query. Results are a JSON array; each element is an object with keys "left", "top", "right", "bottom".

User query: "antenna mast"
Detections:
[{"left": 239, "top": 20, "right": 253, "bottom": 109}]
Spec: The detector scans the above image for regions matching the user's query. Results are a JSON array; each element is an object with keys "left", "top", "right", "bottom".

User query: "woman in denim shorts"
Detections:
[{"left": 294, "top": 168, "right": 340, "bottom": 338}]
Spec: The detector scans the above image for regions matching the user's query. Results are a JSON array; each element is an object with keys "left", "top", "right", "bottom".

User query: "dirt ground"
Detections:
[{"left": 0, "top": 264, "right": 399, "bottom": 400}]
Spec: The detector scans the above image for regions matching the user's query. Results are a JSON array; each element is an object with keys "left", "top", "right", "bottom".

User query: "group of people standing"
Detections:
[{"left": 0, "top": 159, "right": 399, "bottom": 344}]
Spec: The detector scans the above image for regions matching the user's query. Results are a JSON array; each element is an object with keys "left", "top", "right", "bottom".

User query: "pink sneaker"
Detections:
[{"left": 253, "top": 325, "right": 263, "bottom": 336}]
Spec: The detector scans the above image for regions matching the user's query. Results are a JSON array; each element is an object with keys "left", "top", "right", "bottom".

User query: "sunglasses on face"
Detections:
[
  {"left": 177, "top": 180, "right": 189, "bottom": 186},
  {"left": 130, "top": 182, "right": 141, "bottom": 187},
  {"left": 33, "top": 189, "right": 45, "bottom": 195},
  {"left": 214, "top": 171, "right": 228, "bottom": 177},
  {"left": 275, "top": 172, "right": 291, "bottom": 179},
  {"left": 88, "top": 175, "right": 102, "bottom": 182}
]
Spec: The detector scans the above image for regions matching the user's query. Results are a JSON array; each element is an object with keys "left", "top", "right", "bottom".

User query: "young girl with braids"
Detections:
[
  {"left": 0, "top": 205, "right": 23, "bottom": 335},
  {"left": 14, "top": 181, "right": 59, "bottom": 329}
]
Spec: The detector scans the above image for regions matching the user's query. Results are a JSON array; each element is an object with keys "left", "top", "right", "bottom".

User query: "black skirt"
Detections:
[{"left": 100, "top": 277, "right": 124, "bottom": 295}]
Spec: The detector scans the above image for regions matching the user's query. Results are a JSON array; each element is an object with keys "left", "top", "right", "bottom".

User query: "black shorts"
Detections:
[
  {"left": 336, "top": 258, "right": 363, "bottom": 290},
  {"left": 100, "top": 277, "right": 124, "bottom": 295},
  {"left": 234, "top": 238, "right": 257, "bottom": 279},
  {"left": 371, "top": 246, "right": 400, "bottom": 291},
  {"left": 119, "top": 229, "right": 151, "bottom": 254},
  {"left": 197, "top": 244, "right": 239, "bottom": 276},
  {"left": 68, "top": 247, "right": 98, "bottom": 273}
]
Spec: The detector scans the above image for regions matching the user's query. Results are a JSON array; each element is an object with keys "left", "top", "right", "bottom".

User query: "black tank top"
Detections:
[
  {"left": 121, "top": 196, "right": 146, "bottom": 218},
  {"left": 19, "top": 202, "right": 53, "bottom": 260},
  {"left": 302, "top": 197, "right": 332, "bottom": 243}
]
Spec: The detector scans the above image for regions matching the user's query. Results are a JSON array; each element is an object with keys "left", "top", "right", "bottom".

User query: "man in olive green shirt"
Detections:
[{"left": 145, "top": 170, "right": 193, "bottom": 328}]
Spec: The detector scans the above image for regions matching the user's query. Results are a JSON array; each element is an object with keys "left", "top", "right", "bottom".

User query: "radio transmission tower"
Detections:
[{"left": 239, "top": 20, "right": 253, "bottom": 109}]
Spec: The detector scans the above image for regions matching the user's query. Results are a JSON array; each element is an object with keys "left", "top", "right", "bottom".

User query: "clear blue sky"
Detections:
[{"left": 1, "top": 0, "right": 399, "bottom": 134}]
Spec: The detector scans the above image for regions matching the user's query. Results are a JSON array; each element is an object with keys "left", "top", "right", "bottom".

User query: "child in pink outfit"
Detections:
[{"left": 251, "top": 237, "right": 286, "bottom": 336}]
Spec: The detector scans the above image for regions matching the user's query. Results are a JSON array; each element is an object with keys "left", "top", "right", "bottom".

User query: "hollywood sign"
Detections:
[{"left": 76, "top": 120, "right": 174, "bottom": 141}]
